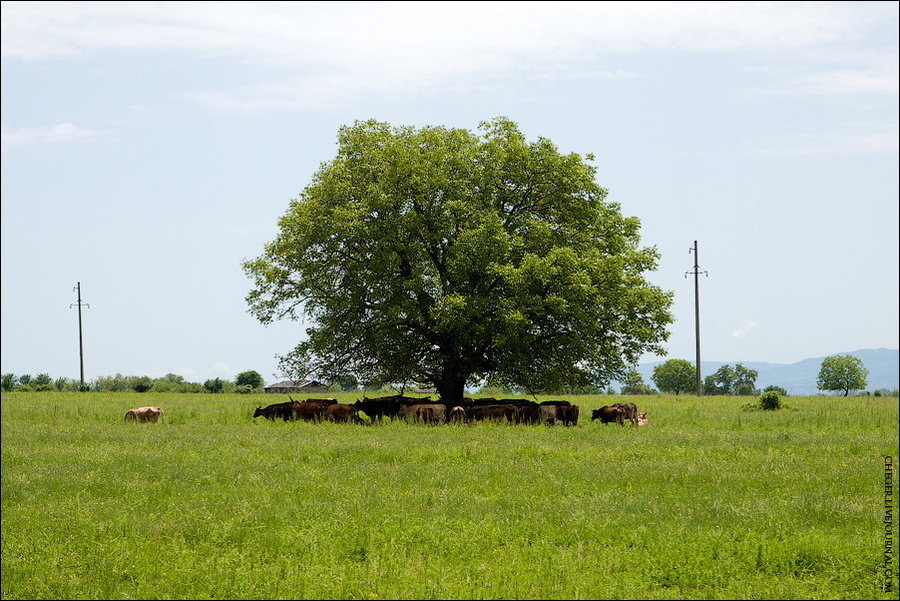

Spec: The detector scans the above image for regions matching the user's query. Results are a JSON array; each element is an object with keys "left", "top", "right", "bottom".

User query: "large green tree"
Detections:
[
  {"left": 243, "top": 118, "right": 674, "bottom": 404},
  {"left": 816, "top": 355, "right": 869, "bottom": 396}
]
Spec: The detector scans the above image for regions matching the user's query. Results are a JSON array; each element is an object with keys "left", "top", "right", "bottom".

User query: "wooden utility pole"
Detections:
[
  {"left": 686, "top": 242, "right": 707, "bottom": 396},
  {"left": 70, "top": 283, "right": 89, "bottom": 390}
]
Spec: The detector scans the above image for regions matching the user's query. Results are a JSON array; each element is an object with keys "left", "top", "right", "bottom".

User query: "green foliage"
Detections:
[
  {"left": 204, "top": 378, "right": 225, "bottom": 394},
  {"left": 703, "top": 363, "right": 759, "bottom": 395},
  {"left": 652, "top": 359, "right": 696, "bottom": 395},
  {"left": 234, "top": 370, "right": 264, "bottom": 389},
  {"left": 764, "top": 385, "right": 788, "bottom": 396},
  {"left": 234, "top": 384, "right": 253, "bottom": 394},
  {"left": 759, "top": 390, "right": 782, "bottom": 410},
  {"left": 2, "top": 373, "right": 18, "bottom": 392},
  {"left": 243, "top": 117, "right": 674, "bottom": 403},
  {"left": 816, "top": 355, "right": 869, "bottom": 396},
  {"left": 132, "top": 376, "right": 153, "bottom": 393},
  {"left": 621, "top": 366, "right": 655, "bottom": 395}
]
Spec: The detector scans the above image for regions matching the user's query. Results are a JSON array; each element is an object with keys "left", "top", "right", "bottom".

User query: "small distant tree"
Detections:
[
  {"left": 133, "top": 376, "right": 153, "bottom": 393},
  {"left": 235, "top": 370, "right": 265, "bottom": 389},
  {"left": 621, "top": 367, "right": 654, "bottom": 395},
  {"left": 652, "top": 359, "right": 696, "bottom": 395},
  {"left": 204, "top": 378, "right": 225, "bottom": 394},
  {"left": 2, "top": 373, "right": 18, "bottom": 392},
  {"left": 18, "top": 374, "right": 32, "bottom": 387},
  {"left": 816, "top": 355, "right": 869, "bottom": 397},
  {"left": 763, "top": 385, "right": 788, "bottom": 397}
]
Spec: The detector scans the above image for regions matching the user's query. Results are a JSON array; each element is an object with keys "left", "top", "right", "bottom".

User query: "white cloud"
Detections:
[
  {"left": 0, "top": 123, "right": 98, "bottom": 153},
  {"left": 731, "top": 321, "right": 758, "bottom": 339}
]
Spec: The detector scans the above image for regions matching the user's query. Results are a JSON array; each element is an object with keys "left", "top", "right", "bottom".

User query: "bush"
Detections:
[
  {"left": 759, "top": 391, "right": 782, "bottom": 411},
  {"left": 235, "top": 385, "right": 253, "bottom": 394}
]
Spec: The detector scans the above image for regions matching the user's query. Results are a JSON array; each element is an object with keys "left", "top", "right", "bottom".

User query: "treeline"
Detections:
[{"left": 1, "top": 371, "right": 270, "bottom": 394}]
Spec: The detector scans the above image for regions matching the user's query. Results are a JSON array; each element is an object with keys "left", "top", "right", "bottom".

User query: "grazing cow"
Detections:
[
  {"left": 636, "top": 412, "right": 648, "bottom": 426},
  {"left": 253, "top": 401, "right": 296, "bottom": 421},
  {"left": 448, "top": 406, "right": 467, "bottom": 423},
  {"left": 292, "top": 400, "right": 328, "bottom": 422},
  {"left": 539, "top": 404, "right": 558, "bottom": 426},
  {"left": 397, "top": 404, "right": 442, "bottom": 424},
  {"left": 324, "top": 402, "right": 361, "bottom": 423},
  {"left": 124, "top": 406, "right": 164, "bottom": 423},
  {"left": 470, "top": 404, "right": 518, "bottom": 423},
  {"left": 353, "top": 396, "right": 407, "bottom": 422},
  {"left": 557, "top": 404, "right": 580, "bottom": 426},
  {"left": 518, "top": 404, "right": 541, "bottom": 425},
  {"left": 591, "top": 405, "right": 625, "bottom": 426},
  {"left": 612, "top": 402, "right": 639, "bottom": 425}
]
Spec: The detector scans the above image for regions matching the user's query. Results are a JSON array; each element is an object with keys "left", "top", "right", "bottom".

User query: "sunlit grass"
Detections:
[{"left": 2, "top": 391, "right": 897, "bottom": 599}]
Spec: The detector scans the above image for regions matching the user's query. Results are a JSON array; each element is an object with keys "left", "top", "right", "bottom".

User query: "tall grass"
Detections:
[{"left": 2, "top": 392, "right": 897, "bottom": 599}]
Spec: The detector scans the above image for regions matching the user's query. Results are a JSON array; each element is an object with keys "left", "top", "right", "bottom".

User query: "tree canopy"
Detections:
[
  {"left": 652, "top": 359, "right": 696, "bottom": 395},
  {"left": 816, "top": 355, "right": 868, "bottom": 396},
  {"left": 243, "top": 118, "right": 674, "bottom": 403}
]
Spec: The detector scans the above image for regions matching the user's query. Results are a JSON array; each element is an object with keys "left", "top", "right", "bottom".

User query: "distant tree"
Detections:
[
  {"left": 18, "top": 374, "right": 32, "bottom": 387},
  {"left": 816, "top": 355, "right": 869, "bottom": 397},
  {"left": 621, "top": 367, "right": 654, "bottom": 395},
  {"left": 133, "top": 376, "right": 153, "bottom": 393},
  {"left": 235, "top": 370, "right": 265, "bottom": 389},
  {"left": 2, "top": 373, "right": 18, "bottom": 392},
  {"left": 703, "top": 363, "right": 758, "bottom": 395},
  {"left": 763, "top": 384, "right": 788, "bottom": 397},
  {"left": 734, "top": 364, "right": 759, "bottom": 395},
  {"left": 32, "top": 373, "right": 53, "bottom": 392},
  {"left": 652, "top": 359, "right": 696, "bottom": 395},
  {"left": 204, "top": 378, "right": 225, "bottom": 394}
]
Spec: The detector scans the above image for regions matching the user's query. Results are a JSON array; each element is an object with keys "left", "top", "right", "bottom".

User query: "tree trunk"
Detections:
[{"left": 435, "top": 374, "right": 467, "bottom": 407}]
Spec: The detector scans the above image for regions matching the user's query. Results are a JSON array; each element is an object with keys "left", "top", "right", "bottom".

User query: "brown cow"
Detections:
[
  {"left": 398, "top": 404, "right": 440, "bottom": 424},
  {"left": 448, "top": 406, "right": 467, "bottom": 423},
  {"left": 636, "top": 412, "right": 648, "bottom": 426},
  {"left": 591, "top": 405, "right": 625, "bottom": 425},
  {"left": 324, "top": 402, "right": 361, "bottom": 423},
  {"left": 124, "top": 406, "right": 164, "bottom": 423},
  {"left": 470, "top": 404, "right": 518, "bottom": 423}
]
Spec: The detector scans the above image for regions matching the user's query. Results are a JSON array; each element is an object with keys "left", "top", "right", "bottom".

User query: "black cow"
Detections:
[
  {"left": 253, "top": 401, "right": 296, "bottom": 421},
  {"left": 591, "top": 405, "right": 625, "bottom": 426},
  {"left": 557, "top": 404, "right": 580, "bottom": 426}
]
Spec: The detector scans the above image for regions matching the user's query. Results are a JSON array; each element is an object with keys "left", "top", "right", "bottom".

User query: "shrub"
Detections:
[{"left": 759, "top": 390, "right": 782, "bottom": 411}]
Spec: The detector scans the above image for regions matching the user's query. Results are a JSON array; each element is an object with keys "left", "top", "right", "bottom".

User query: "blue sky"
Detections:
[{"left": 2, "top": 1, "right": 898, "bottom": 386}]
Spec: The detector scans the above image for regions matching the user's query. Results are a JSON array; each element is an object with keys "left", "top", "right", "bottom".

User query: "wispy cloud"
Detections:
[
  {"left": 1, "top": 123, "right": 98, "bottom": 154},
  {"left": 731, "top": 321, "right": 758, "bottom": 339},
  {"left": 2, "top": 2, "right": 895, "bottom": 114}
]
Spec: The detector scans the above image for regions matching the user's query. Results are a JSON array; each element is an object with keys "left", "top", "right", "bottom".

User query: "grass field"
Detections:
[{"left": 2, "top": 391, "right": 897, "bottom": 599}]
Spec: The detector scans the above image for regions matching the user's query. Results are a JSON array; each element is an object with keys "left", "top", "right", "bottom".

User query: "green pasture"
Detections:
[{"left": 2, "top": 392, "right": 897, "bottom": 599}]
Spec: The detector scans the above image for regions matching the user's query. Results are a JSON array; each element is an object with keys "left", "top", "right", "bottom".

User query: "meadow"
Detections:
[{"left": 1, "top": 391, "right": 897, "bottom": 600}]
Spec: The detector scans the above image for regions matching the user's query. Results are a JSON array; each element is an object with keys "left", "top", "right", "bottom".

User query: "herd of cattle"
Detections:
[
  {"left": 122, "top": 395, "right": 649, "bottom": 427},
  {"left": 243, "top": 395, "right": 648, "bottom": 427}
]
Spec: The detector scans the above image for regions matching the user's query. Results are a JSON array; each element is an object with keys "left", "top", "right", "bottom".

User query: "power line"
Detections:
[{"left": 70, "top": 282, "right": 90, "bottom": 390}]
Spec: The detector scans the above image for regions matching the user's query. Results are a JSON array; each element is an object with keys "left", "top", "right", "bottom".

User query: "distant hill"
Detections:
[{"left": 622, "top": 348, "right": 898, "bottom": 396}]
